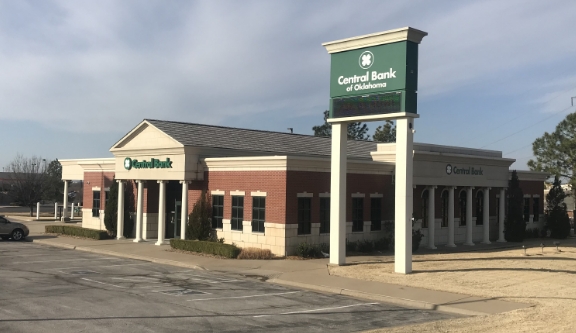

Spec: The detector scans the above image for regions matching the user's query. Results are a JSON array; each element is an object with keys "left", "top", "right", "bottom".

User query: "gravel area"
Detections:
[{"left": 330, "top": 237, "right": 576, "bottom": 333}]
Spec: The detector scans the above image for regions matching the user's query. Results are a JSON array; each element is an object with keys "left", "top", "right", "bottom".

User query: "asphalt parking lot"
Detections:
[{"left": 0, "top": 241, "right": 458, "bottom": 332}]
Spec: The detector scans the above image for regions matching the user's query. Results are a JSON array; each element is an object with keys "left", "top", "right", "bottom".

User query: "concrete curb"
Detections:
[
  {"left": 32, "top": 239, "right": 206, "bottom": 271},
  {"left": 268, "top": 278, "right": 488, "bottom": 317}
]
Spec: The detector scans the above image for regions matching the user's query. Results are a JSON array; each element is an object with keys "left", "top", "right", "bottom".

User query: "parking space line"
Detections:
[
  {"left": 253, "top": 302, "right": 379, "bottom": 318},
  {"left": 188, "top": 291, "right": 300, "bottom": 302},
  {"left": 111, "top": 277, "right": 162, "bottom": 283},
  {"left": 81, "top": 278, "right": 127, "bottom": 289},
  {"left": 10, "top": 258, "right": 119, "bottom": 264},
  {"left": 42, "top": 263, "right": 150, "bottom": 271}
]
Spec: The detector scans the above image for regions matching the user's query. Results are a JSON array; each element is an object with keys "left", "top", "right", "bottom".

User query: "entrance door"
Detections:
[{"left": 174, "top": 200, "right": 182, "bottom": 238}]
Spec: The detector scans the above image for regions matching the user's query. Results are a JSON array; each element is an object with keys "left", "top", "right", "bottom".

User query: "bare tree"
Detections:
[{"left": 5, "top": 154, "right": 47, "bottom": 216}]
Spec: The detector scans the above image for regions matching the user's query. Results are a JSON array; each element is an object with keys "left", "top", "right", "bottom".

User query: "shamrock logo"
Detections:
[
  {"left": 446, "top": 164, "right": 452, "bottom": 175},
  {"left": 124, "top": 157, "right": 132, "bottom": 170},
  {"left": 359, "top": 50, "right": 374, "bottom": 69}
]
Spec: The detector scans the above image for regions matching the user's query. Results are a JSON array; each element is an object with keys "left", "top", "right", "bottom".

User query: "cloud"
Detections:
[{"left": 0, "top": 0, "right": 575, "bottom": 135}]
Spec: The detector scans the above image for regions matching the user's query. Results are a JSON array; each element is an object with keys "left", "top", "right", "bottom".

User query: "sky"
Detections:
[{"left": 1, "top": 0, "right": 575, "bottom": 170}]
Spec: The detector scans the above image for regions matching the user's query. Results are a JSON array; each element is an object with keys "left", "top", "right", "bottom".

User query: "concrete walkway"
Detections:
[{"left": 12, "top": 218, "right": 531, "bottom": 317}]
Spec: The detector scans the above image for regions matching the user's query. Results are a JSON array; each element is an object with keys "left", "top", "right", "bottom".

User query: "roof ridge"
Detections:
[{"left": 144, "top": 118, "right": 376, "bottom": 143}]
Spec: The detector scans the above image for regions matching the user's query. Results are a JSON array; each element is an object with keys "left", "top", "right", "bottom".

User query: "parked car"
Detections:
[{"left": 0, "top": 215, "right": 29, "bottom": 241}]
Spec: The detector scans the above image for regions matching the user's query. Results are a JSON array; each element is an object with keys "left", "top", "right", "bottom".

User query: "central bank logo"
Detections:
[
  {"left": 359, "top": 50, "right": 374, "bottom": 69},
  {"left": 124, "top": 158, "right": 132, "bottom": 170},
  {"left": 446, "top": 164, "right": 452, "bottom": 175}
]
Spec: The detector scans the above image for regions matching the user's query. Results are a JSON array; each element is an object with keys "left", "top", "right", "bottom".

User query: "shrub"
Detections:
[
  {"left": 187, "top": 192, "right": 213, "bottom": 241},
  {"left": 296, "top": 242, "right": 322, "bottom": 258},
  {"left": 374, "top": 237, "right": 390, "bottom": 251},
  {"left": 412, "top": 228, "right": 424, "bottom": 252},
  {"left": 45, "top": 225, "right": 110, "bottom": 240},
  {"left": 532, "top": 228, "right": 540, "bottom": 238},
  {"left": 237, "top": 247, "right": 274, "bottom": 259},
  {"left": 170, "top": 239, "right": 240, "bottom": 258},
  {"left": 505, "top": 170, "right": 526, "bottom": 242},
  {"left": 346, "top": 240, "right": 357, "bottom": 253},
  {"left": 546, "top": 176, "right": 571, "bottom": 239},
  {"left": 357, "top": 239, "right": 374, "bottom": 253},
  {"left": 524, "top": 228, "right": 534, "bottom": 239}
]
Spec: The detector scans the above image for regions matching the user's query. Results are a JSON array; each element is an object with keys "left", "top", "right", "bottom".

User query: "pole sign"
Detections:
[{"left": 326, "top": 31, "right": 424, "bottom": 119}]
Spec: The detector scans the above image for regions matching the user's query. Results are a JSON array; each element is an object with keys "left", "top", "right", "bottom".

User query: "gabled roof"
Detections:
[{"left": 145, "top": 119, "right": 378, "bottom": 160}]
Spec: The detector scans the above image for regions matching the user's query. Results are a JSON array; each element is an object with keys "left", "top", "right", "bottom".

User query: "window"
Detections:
[
  {"left": 523, "top": 197, "right": 530, "bottom": 222},
  {"left": 319, "top": 197, "right": 330, "bottom": 234},
  {"left": 352, "top": 198, "right": 364, "bottom": 232},
  {"left": 370, "top": 197, "right": 382, "bottom": 231},
  {"left": 533, "top": 198, "right": 539, "bottom": 222},
  {"left": 459, "top": 191, "right": 466, "bottom": 226},
  {"left": 252, "top": 197, "right": 265, "bottom": 233},
  {"left": 297, "top": 197, "right": 311, "bottom": 235},
  {"left": 92, "top": 191, "right": 101, "bottom": 217},
  {"left": 421, "top": 190, "right": 428, "bottom": 228},
  {"left": 476, "top": 191, "right": 483, "bottom": 225},
  {"left": 441, "top": 191, "right": 449, "bottom": 227},
  {"left": 231, "top": 196, "right": 244, "bottom": 231},
  {"left": 212, "top": 195, "right": 224, "bottom": 229}
]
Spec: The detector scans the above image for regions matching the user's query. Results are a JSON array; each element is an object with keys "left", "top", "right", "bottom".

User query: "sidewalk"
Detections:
[{"left": 18, "top": 220, "right": 530, "bottom": 317}]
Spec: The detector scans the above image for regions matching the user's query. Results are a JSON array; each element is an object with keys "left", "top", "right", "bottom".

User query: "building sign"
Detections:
[
  {"left": 446, "top": 164, "right": 484, "bottom": 176},
  {"left": 328, "top": 40, "right": 420, "bottom": 118},
  {"left": 124, "top": 157, "right": 173, "bottom": 170}
]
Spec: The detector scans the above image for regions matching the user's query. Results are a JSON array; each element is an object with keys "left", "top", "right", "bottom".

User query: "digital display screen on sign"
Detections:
[{"left": 331, "top": 92, "right": 402, "bottom": 119}]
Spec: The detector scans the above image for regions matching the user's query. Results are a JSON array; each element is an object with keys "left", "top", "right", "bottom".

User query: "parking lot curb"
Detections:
[
  {"left": 32, "top": 239, "right": 206, "bottom": 271},
  {"left": 268, "top": 278, "right": 487, "bottom": 317}
]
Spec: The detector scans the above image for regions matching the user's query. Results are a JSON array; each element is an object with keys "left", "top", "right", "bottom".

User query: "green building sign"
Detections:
[
  {"left": 324, "top": 28, "right": 426, "bottom": 119},
  {"left": 124, "top": 157, "right": 173, "bottom": 170}
]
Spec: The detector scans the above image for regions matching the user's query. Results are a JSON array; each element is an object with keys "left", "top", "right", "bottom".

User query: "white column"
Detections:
[
  {"left": 482, "top": 187, "right": 491, "bottom": 244},
  {"left": 394, "top": 117, "right": 414, "bottom": 274},
  {"left": 180, "top": 181, "right": 188, "bottom": 240},
  {"left": 329, "top": 122, "right": 348, "bottom": 266},
  {"left": 61, "top": 180, "right": 69, "bottom": 221},
  {"left": 54, "top": 202, "right": 58, "bottom": 220},
  {"left": 70, "top": 203, "right": 75, "bottom": 219},
  {"left": 116, "top": 180, "right": 125, "bottom": 240},
  {"left": 427, "top": 185, "right": 436, "bottom": 249},
  {"left": 134, "top": 180, "right": 144, "bottom": 243},
  {"left": 465, "top": 187, "right": 474, "bottom": 246},
  {"left": 498, "top": 188, "right": 506, "bottom": 242},
  {"left": 36, "top": 202, "right": 40, "bottom": 220},
  {"left": 156, "top": 180, "right": 167, "bottom": 245},
  {"left": 446, "top": 187, "right": 456, "bottom": 247}
]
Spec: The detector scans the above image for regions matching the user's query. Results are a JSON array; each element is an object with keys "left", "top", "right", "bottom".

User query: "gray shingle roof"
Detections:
[{"left": 145, "top": 119, "right": 378, "bottom": 160}]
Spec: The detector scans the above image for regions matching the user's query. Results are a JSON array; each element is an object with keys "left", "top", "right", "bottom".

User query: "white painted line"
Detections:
[
  {"left": 81, "top": 278, "right": 126, "bottom": 289},
  {"left": 253, "top": 302, "right": 379, "bottom": 318},
  {"left": 42, "top": 263, "right": 150, "bottom": 271},
  {"left": 111, "top": 277, "right": 162, "bottom": 283},
  {"left": 11, "top": 258, "right": 119, "bottom": 264},
  {"left": 188, "top": 291, "right": 300, "bottom": 302}
]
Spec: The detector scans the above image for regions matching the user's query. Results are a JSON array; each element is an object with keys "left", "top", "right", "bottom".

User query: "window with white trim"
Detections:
[
  {"left": 231, "top": 196, "right": 244, "bottom": 231},
  {"left": 252, "top": 197, "right": 265, "bottom": 233}
]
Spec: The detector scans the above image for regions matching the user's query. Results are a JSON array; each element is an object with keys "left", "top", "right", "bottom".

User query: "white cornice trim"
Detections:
[
  {"left": 322, "top": 27, "right": 428, "bottom": 54},
  {"left": 328, "top": 112, "right": 419, "bottom": 124}
]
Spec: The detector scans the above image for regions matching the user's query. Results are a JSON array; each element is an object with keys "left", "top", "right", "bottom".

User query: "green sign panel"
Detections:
[
  {"left": 124, "top": 157, "right": 173, "bottom": 170},
  {"left": 328, "top": 41, "right": 419, "bottom": 117}
]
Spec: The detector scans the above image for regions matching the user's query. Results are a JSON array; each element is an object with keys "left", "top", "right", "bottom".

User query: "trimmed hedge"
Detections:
[
  {"left": 170, "top": 239, "right": 240, "bottom": 258},
  {"left": 45, "top": 225, "right": 110, "bottom": 240}
]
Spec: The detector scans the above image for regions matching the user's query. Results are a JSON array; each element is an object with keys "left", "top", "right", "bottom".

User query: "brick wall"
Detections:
[
  {"left": 206, "top": 170, "right": 287, "bottom": 223},
  {"left": 285, "top": 171, "right": 393, "bottom": 225}
]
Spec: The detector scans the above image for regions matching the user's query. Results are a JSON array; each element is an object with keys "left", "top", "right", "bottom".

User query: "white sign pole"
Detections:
[
  {"left": 394, "top": 117, "right": 414, "bottom": 274},
  {"left": 329, "top": 122, "right": 348, "bottom": 265}
]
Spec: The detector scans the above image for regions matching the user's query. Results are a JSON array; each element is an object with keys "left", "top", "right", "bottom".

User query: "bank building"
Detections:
[{"left": 59, "top": 118, "right": 547, "bottom": 256}]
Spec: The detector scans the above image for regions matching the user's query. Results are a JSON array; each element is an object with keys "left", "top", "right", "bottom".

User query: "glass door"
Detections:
[{"left": 174, "top": 200, "right": 182, "bottom": 238}]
